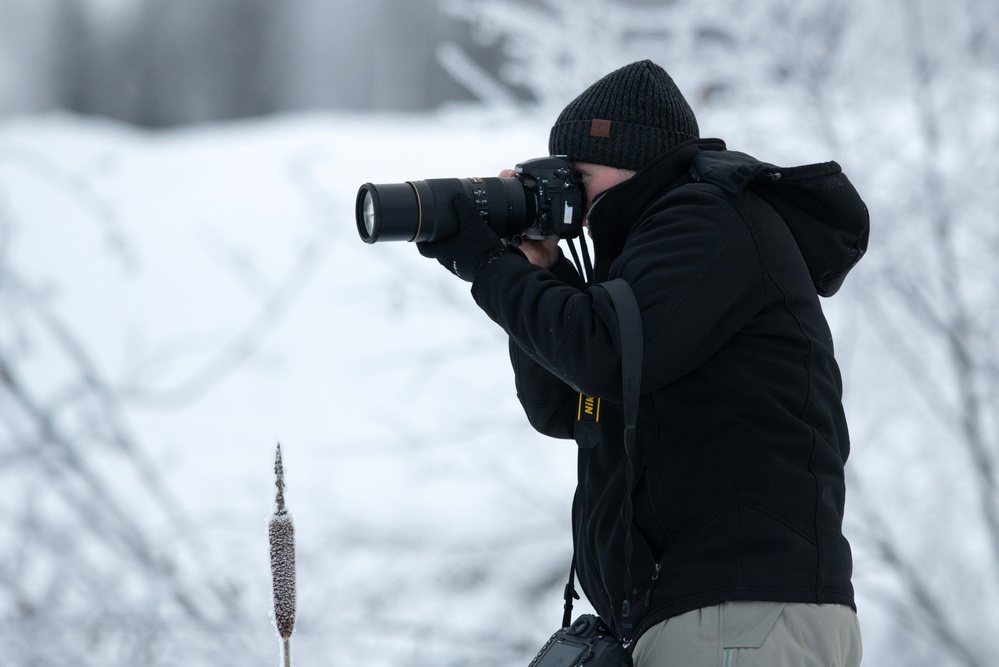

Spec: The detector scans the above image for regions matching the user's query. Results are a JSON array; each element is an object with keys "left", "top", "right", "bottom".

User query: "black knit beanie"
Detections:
[{"left": 548, "top": 60, "right": 699, "bottom": 171}]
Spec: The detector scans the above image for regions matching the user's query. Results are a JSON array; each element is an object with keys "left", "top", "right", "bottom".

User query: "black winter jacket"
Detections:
[{"left": 469, "top": 139, "right": 869, "bottom": 643}]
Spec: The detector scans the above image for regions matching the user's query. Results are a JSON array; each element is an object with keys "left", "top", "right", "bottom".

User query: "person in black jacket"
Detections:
[{"left": 417, "top": 60, "right": 867, "bottom": 666}]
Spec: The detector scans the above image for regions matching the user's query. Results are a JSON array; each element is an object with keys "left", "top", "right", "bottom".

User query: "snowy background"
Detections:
[{"left": 2, "top": 1, "right": 998, "bottom": 666}]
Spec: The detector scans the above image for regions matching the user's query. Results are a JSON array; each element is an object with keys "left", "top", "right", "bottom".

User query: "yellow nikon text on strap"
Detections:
[{"left": 574, "top": 393, "right": 602, "bottom": 449}]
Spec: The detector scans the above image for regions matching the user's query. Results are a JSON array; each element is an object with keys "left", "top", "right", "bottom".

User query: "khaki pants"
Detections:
[{"left": 632, "top": 602, "right": 862, "bottom": 667}]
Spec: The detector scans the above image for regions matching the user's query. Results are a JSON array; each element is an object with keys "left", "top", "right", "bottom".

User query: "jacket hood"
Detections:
[
  {"left": 589, "top": 142, "right": 869, "bottom": 297},
  {"left": 689, "top": 149, "right": 869, "bottom": 297}
]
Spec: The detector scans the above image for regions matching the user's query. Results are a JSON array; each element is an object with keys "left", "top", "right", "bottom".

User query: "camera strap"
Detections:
[
  {"left": 602, "top": 278, "right": 643, "bottom": 640},
  {"left": 600, "top": 279, "right": 642, "bottom": 458},
  {"left": 565, "top": 277, "right": 644, "bottom": 639}
]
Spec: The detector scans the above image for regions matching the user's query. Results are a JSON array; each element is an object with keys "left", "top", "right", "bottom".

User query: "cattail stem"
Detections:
[{"left": 269, "top": 443, "right": 296, "bottom": 665}]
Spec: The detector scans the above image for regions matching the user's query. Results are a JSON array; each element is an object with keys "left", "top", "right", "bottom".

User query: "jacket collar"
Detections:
[{"left": 586, "top": 139, "right": 726, "bottom": 266}]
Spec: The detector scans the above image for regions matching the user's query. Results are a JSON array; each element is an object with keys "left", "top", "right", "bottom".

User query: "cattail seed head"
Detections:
[{"left": 269, "top": 444, "right": 296, "bottom": 641}]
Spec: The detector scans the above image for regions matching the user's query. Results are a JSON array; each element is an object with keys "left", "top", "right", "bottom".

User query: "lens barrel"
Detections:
[{"left": 355, "top": 177, "right": 531, "bottom": 244}]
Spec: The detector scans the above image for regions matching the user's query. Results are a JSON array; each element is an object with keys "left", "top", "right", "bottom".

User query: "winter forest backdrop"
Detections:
[{"left": 1, "top": 0, "right": 998, "bottom": 665}]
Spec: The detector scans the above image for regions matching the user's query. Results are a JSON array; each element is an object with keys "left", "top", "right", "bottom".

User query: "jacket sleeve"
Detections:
[
  {"left": 509, "top": 340, "right": 578, "bottom": 439},
  {"left": 506, "top": 252, "right": 586, "bottom": 439},
  {"left": 472, "top": 185, "right": 764, "bottom": 402}
]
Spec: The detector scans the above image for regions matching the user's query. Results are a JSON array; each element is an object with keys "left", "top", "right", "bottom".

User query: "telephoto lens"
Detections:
[{"left": 355, "top": 177, "right": 529, "bottom": 244}]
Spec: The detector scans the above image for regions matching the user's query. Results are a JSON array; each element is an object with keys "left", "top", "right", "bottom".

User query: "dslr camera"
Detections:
[
  {"left": 355, "top": 156, "right": 583, "bottom": 244},
  {"left": 529, "top": 615, "right": 632, "bottom": 667}
]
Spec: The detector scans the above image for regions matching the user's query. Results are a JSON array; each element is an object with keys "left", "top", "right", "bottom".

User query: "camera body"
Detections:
[
  {"left": 529, "top": 615, "right": 632, "bottom": 667},
  {"left": 355, "top": 155, "right": 583, "bottom": 244},
  {"left": 511, "top": 156, "right": 583, "bottom": 241}
]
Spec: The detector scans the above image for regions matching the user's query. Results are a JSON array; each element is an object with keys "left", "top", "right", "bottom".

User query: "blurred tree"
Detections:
[
  {"left": 835, "top": 2, "right": 999, "bottom": 665},
  {"left": 0, "top": 0, "right": 68, "bottom": 114},
  {"left": 0, "top": 293, "right": 260, "bottom": 664},
  {"left": 1, "top": 0, "right": 488, "bottom": 126},
  {"left": 438, "top": 0, "right": 749, "bottom": 112},
  {"left": 0, "top": 147, "right": 261, "bottom": 665}
]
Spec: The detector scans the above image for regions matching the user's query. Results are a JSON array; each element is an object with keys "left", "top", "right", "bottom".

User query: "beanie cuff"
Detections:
[{"left": 550, "top": 119, "right": 698, "bottom": 171}]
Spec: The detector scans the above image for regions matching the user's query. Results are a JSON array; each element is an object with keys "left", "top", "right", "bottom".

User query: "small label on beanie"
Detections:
[{"left": 590, "top": 119, "right": 612, "bottom": 138}]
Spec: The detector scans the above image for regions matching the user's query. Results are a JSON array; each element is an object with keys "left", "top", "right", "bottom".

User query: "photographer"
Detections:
[{"left": 416, "top": 60, "right": 866, "bottom": 666}]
